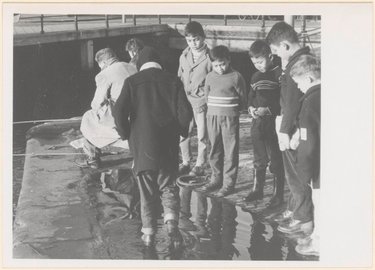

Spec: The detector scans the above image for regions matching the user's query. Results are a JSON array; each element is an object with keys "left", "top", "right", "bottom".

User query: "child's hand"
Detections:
[
  {"left": 248, "top": 106, "right": 258, "bottom": 119},
  {"left": 278, "top": 133, "right": 290, "bottom": 151},
  {"left": 290, "top": 129, "right": 300, "bottom": 150},
  {"left": 256, "top": 107, "right": 271, "bottom": 116}
]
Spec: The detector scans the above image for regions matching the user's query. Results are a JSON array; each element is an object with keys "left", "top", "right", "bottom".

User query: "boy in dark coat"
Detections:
[
  {"left": 242, "top": 40, "right": 285, "bottom": 209},
  {"left": 113, "top": 46, "right": 193, "bottom": 247},
  {"left": 289, "top": 55, "right": 320, "bottom": 256},
  {"left": 266, "top": 22, "right": 313, "bottom": 234}
]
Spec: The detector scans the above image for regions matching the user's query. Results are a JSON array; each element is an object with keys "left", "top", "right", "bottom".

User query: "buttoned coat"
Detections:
[
  {"left": 296, "top": 84, "right": 320, "bottom": 188},
  {"left": 80, "top": 60, "right": 137, "bottom": 148},
  {"left": 113, "top": 67, "right": 193, "bottom": 174},
  {"left": 178, "top": 45, "right": 212, "bottom": 111}
]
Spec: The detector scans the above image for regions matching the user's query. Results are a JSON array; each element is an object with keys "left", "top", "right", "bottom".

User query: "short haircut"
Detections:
[
  {"left": 95, "top": 48, "right": 117, "bottom": 63},
  {"left": 249, "top": 40, "right": 271, "bottom": 58},
  {"left": 184, "top": 21, "right": 205, "bottom": 38},
  {"left": 266, "top": 21, "right": 299, "bottom": 46},
  {"left": 209, "top": 45, "right": 231, "bottom": 62},
  {"left": 290, "top": 55, "right": 321, "bottom": 80},
  {"left": 125, "top": 38, "right": 144, "bottom": 53}
]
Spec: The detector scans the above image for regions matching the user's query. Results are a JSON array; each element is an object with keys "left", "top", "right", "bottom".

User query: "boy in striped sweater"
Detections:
[
  {"left": 242, "top": 40, "right": 285, "bottom": 209},
  {"left": 200, "top": 45, "right": 246, "bottom": 197}
]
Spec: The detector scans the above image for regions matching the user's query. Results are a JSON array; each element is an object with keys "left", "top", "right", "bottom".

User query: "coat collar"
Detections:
[
  {"left": 139, "top": 62, "right": 162, "bottom": 71},
  {"left": 183, "top": 44, "right": 210, "bottom": 68},
  {"left": 299, "top": 84, "right": 321, "bottom": 102},
  {"left": 286, "top": 46, "right": 311, "bottom": 70}
]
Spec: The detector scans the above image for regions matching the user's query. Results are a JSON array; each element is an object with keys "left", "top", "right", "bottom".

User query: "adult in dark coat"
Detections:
[{"left": 113, "top": 46, "right": 193, "bottom": 247}]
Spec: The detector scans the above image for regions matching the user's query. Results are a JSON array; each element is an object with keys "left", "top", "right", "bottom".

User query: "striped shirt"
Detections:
[
  {"left": 205, "top": 68, "right": 246, "bottom": 116},
  {"left": 247, "top": 65, "right": 282, "bottom": 116}
]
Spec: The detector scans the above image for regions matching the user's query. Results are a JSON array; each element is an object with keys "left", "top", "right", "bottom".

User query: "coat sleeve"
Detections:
[
  {"left": 236, "top": 73, "right": 247, "bottom": 111},
  {"left": 91, "top": 73, "right": 111, "bottom": 110},
  {"left": 279, "top": 73, "right": 303, "bottom": 135},
  {"left": 204, "top": 73, "right": 211, "bottom": 103},
  {"left": 177, "top": 55, "right": 184, "bottom": 82},
  {"left": 113, "top": 78, "right": 131, "bottom": 140},
  {"left": 176, "top": 78, "right": 193, "bottom": 137}
]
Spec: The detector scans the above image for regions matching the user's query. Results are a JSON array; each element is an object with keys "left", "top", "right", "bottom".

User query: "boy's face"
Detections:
[
  {"left": 185, "top": 35, "right": 205, "bottom": 51},
  {"left": 212, "top": 59, "right": 230, "bottom": 75},
  {"left": 292, "top": 74, "right": 312, "bottom": 93},
  {"left": 270, "top": 43, "right": 290, "bottom": 62},
  {"left": 251, "top": 55, "right": 272, "bottom": 73}
]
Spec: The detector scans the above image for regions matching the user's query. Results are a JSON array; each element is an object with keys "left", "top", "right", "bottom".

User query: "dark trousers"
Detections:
[
  {"left": 207, "top": 115, "right": 239, "bottom": 189},
  {"left": 180, "top": 187, "right": 208, "bottom": 226},
  {"left": 282, "top": 150, "right": 313, "bottom": 222},
  {"left": 136, "top": 169, "right": 180, "bottom": 235},
  {"left": 251, "top": 116, "right": 284, "bottom": 175}
]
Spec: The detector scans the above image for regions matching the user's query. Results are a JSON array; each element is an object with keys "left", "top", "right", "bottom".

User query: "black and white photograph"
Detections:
[{"left": 2, "top": 2, "right": 373, "bottom": 268}]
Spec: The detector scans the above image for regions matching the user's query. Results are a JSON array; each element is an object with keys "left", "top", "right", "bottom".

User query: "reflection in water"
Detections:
[
  {"left": 248, "top": 218, "right": 283, "bottom": 260},
  {"left": 207, "top": 199, "right": 238, "bottom": 260},
  {"left": 175, "top": 190, "right": 315, "bottom": 260}
]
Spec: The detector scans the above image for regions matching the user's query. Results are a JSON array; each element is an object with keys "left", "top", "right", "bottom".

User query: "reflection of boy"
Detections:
[
  {"left": 200, "top": 45, "right": 246, "bottom": 197},
  {"left": 242, "top": 40, "right": 285, "bottom": 209},
  {"left": 178, "top": 21, "right": 212, "bottom": 177},
  {"left": 266, "top": 22, "right": 313, "bottom": 234},
  {"left": 289, "top": 55, "right": 320, "bottom": 256}
]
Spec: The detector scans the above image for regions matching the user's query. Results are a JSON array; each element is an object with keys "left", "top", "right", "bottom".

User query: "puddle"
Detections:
[
  {"left": 100, "top": 186, "right": 318, "bottom": 260},
  {"left": 168, "top": 190, "right": 317, "bottom": 260}
]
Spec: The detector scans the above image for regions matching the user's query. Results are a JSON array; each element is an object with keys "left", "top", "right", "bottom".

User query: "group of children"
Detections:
[
  {"left": 81, "top": 19, "right": 320, "bottom": 255},
  {"left": 177, "top": 21, "right": 320, "bottom": 256}
]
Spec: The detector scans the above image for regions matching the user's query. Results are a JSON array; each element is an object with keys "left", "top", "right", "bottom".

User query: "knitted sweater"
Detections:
[
  {"left": 248, "top": 65, "right": 282, "bottom": 116},
  {"left": 205, "top": 68, "right": 246, "bottom": 116}
]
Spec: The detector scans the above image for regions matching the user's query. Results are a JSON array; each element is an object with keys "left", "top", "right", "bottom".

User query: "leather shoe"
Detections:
[
  {"left": 273, "top": 210, "right": 293, "bottom": 223},
  {"left": 215, "top": 187, "right": 234, "bottom": 197},
  {"left": 277, "top": 219, "right": 313, "bottom": 234},
  {"left": 295, "top": 241, "right": 319, "bottom": 256},
  {"left": 297, "top": 235, "right": 312, "bottom": 245},
  {"left": 266, "top": 195, "right": 283, "bottom": 209},
  {"left": 194, "top": 225, "right": 209, "bottom": 238},
  {"left": 242, "top": 190, "right": 263, "bottom": 202},
  {"left": 178, "top": 217, "right": 197, "bottom": 231}
]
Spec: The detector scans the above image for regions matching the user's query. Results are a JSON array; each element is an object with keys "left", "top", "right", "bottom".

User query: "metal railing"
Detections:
[{"left": 14, "top": 14, "right": 320, "bottom": 35}]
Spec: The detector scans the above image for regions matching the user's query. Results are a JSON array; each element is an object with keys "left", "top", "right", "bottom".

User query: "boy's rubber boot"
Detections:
[
  {"left": 266, "top": 173, "right": 285, "bottom": 209},
  {"left": 242, "top": 169, "right": 266, "bottom": 202}
]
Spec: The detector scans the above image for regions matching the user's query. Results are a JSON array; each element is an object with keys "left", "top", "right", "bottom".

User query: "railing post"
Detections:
[
  {"left": 133, "top": 15, "right": 136, "bottom": 25},
  {"left": 74, "top": 15, "right": 78, "bottom": 31},
  {"left": 188, "top": 15, "right": 192, "bottom": 23},
  {"left": 261, "top": 15, "right": 266, "bottom": 32},
  {"left": 301, "top": 15, "right": 307, "bottom": 47},
  {"left": 224, "top": 15, "right": 227, "bottom": 26},
  {"left": 284, "top": 15, "right": 294, "bottom": 27},
  {"left": 105, "top": 15, "right": 109, "bottom": 29},
  {"left": 158, "top": 15, "right": 161, "bottom": 24},
  {"left": 122, "top": 15, "right": 126, "bottom": 23},
  {"left": 40, "top": 14, "right": 44, "bottom": 34}
]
